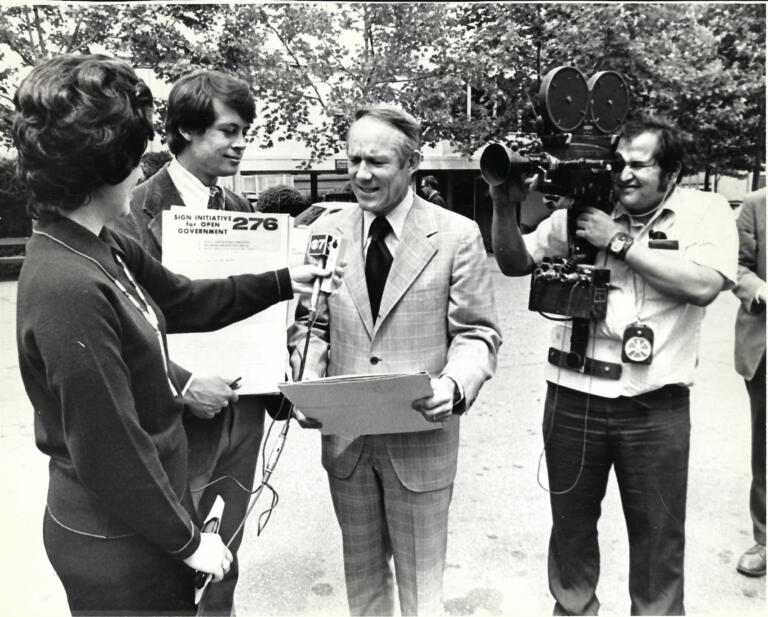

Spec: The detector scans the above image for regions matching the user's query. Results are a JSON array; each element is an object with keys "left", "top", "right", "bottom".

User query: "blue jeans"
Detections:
[{"left": 543, "top": 383, "right": 690, "bottom": 616}]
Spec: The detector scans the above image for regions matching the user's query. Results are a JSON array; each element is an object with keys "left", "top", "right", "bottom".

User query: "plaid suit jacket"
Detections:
[{"left": 288, "top": 195, "right": 501, "bottom": 492}]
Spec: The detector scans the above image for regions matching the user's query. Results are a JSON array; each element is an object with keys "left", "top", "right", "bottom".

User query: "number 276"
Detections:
[{"left": 232, "top": 217, "right": 278, "bottom": 231}]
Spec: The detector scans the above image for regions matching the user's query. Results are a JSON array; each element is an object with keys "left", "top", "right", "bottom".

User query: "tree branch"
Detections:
[
  {"left": 65, "top": 18, "right": 83, "bottom": 54},
  {"left": 257, "top": 7, "right": 327, "bottom": 109},
  {"left": 32, "top": 6, "right": 48, "bottom": 58}
]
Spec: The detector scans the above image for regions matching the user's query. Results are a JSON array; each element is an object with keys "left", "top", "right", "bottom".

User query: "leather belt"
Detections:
[{"left": 548, "top": 347, "right": 623, "bottom": 380}]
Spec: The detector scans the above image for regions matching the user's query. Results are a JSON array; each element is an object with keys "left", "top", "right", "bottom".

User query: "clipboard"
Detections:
[
  {"left": 277, "top": 372, "right": 439, "bottom": 435},
  {"left": 194, "top": 495, "right": 225, "bottom": 605}
]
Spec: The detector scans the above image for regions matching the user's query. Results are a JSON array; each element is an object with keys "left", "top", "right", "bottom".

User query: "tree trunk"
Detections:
[{"left": 703, "top": 168, "right": 711, "bottom": 192}]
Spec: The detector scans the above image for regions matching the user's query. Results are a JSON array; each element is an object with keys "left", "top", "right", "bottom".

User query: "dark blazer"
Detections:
[
  {"left": 113, "top": 163, "right": 253, "bottom": 262},
  {"left": 17, "top": 215, "right": 292, "bottom": 558},
  {"left": 734, "top": 188, "right": 766, "bottom": 379},
  {"left": 111, "top": 163, "right": 255, "bottom": 387}
]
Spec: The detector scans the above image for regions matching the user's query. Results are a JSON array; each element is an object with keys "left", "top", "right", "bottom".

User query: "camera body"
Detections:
[{"left": 482, "top": 66, "right": 631, "bottom": 373}]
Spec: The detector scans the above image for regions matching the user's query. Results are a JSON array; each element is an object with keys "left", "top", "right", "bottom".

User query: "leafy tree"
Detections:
[{"left": 0, "top": 2, "right": 763, "bottom": 182}]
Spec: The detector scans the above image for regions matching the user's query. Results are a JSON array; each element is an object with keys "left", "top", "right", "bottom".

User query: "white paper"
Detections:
[
  {"left": 278, "top": 372, "right": 440, "bottom": 435},
  {"left": 162, "top": 209, "right": 291, "bottom": 394}
]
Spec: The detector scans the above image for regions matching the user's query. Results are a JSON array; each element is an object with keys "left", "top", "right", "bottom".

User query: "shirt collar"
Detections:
[
  {"left": 612, "top": 185, "right": 681, "bottom": 226},
  {"left": 362, "top": 188, "right": 414, "bottom": 242},
  {"left": 167, "top": 157, "right": 221, "bottom": 210}
]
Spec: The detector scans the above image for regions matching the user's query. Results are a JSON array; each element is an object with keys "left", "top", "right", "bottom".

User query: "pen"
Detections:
[{"left": 229, "top": 377, "right": 242, "bottom": 389}]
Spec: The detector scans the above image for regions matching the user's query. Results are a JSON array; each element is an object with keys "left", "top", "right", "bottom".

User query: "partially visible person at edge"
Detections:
[
  {"left": 488, "top": 113, "right": 738, "bottom": 615},
  {"left": 109, "top": 68, "right": 279, "bottom": 616},
  {"left": 419, "top": 174, "right": 447, "bottom": 208},
  {"left": 732, "top": 187, "right": 766, "bottom": 578},
  {"left": 13, "top": 53, "right": 335, "bottom": 616}
]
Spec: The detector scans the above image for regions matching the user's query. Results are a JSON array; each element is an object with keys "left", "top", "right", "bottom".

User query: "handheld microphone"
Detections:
[{"left": 306, "top": 233, "right": 344, "bottom": 317}]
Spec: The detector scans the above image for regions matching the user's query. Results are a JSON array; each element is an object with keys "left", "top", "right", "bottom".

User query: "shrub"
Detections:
[
  {"left": 0, "top": 156, "right": 32, "bottom": 278},
  {"left": 256, "top": 184, "right": 307, "bottom": 217}
]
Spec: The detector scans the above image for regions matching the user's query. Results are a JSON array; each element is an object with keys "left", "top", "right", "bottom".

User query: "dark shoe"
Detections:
[{"left": 736, "top": 544, "right": 766, "bottom": 577}]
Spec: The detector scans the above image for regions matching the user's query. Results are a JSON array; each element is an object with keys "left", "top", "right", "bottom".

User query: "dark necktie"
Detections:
[
  {"left": 365, "top": 216, "right": 393, "bottom": 323},
  {"left": 207, "top": 185, "right": 225, "bottom": 210}
]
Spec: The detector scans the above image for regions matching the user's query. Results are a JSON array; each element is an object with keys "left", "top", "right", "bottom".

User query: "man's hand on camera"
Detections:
[
  {"left": 488, "top": 174, "right": 538, "bottom": 207},
  {"left": 575, "top": 207, "right": 623, "bottom": 249}
]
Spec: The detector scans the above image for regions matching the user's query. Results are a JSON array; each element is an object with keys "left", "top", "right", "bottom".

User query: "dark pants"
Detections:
[
  {"left": 745, "top": 354, "right": 766, "bottom": 546},
  {"left": 543, "top": 383, "right": 690, "bottom": 616},
  {"left": 186, "top": 395, "right": 266, "bottom": 616},
  {"left": 44, "top": 508, "right": 196, "bottom": 616}
]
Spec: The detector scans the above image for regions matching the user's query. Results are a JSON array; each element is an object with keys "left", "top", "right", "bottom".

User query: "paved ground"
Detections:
[{"left": 0, "top": 258, "right": 765, "bottom": 616}]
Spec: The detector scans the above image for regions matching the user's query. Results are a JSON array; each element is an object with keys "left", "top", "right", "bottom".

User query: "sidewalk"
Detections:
[{"left": 0, "top": 268, "right": 765, "bottom": 616}]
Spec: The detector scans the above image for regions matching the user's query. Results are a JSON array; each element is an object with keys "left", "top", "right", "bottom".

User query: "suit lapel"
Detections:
[
  {"left": 374, "top": 197, "right": 438, "bottom": 337},
  {"left": 335, "top": 208, "right": 376, "bottom": 338},
  {"left": 143, "top": 165, "right": 185, "bottom": 251}
]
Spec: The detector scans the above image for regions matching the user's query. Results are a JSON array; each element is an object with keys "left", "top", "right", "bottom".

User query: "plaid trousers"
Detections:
[{"left": 328, "top": 435, "right": 452, "bottom": 616}]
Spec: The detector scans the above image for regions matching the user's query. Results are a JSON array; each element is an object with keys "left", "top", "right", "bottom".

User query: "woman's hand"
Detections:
[
  {"left": 289, "top": 262, "right": 346, "bottom": 296},
  {"left": 183, "top": 532, "right": 233, "bottom": 582}
]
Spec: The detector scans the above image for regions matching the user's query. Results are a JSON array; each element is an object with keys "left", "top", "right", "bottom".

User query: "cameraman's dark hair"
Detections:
[
  {"left": 351, "top": 105, "right": 421, "bottom": 165},
  {"left": 166, "top": 70, "right": 255, "bottom": 155},
  {"left": 621, "top": 114, "right": 688, "bottom": 181},
  {"left": 12, "top": 53, "right": 154, "bottom": 213},
  {"left": 421, "top": 175, "right": 438, "bottom": 189}
]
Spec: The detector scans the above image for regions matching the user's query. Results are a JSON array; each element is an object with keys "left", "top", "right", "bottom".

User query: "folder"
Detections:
[{"left": 277, "top": 372, "right": 440, "bottom": 435}]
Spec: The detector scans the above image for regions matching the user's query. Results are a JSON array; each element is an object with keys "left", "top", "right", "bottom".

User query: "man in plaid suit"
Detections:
[{"left": 288, "top": 105, "right": 501, "bottom": 615}]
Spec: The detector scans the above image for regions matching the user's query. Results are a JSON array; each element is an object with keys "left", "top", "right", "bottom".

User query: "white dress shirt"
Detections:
[
  {"left": 166, "top": 158, "right": 222, "bottom": 210},
  {"left": 362, "top": 188, "right": 414, "bottom": 260}
]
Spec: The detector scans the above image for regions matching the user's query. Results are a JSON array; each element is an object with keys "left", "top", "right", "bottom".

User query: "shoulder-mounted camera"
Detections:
[{"left": 482, "top": 67, "right": 633, "bottom": 377}]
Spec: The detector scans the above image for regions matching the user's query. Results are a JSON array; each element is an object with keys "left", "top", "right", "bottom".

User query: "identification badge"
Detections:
[{"left": 621, "top": 323, "right": 654, "bottom": 365}]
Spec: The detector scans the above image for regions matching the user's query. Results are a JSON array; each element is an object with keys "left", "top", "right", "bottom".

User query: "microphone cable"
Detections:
[{"left": 194, "top": 290, "right": 322, "bottom": 603}]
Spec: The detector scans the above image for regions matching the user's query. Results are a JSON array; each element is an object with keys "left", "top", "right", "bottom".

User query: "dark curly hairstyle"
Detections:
[
  {"left": 12, "top": 53, "right": 154, "bottom": 213},
  {"left": 165, "top": 70, "right": 255, "bottom": 156}
]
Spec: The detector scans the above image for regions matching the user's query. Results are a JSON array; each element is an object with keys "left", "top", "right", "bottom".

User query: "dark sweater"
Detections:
[{"left": 17, "top": 214, "right": 292, "bottom": 559}]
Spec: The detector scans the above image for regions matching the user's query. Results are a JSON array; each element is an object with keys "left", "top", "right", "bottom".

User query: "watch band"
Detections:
[{"left": 607, "top": 232, "right": 634, "bottom": 260}]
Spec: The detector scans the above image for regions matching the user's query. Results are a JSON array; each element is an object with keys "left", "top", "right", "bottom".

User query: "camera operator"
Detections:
[{"left": 489, "top": 114, "right": 738, "bottom": 615}]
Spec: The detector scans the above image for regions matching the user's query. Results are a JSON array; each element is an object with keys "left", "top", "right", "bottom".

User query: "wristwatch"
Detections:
[{"left": 607, "top": 232, "right": 634, "bottom": 260}]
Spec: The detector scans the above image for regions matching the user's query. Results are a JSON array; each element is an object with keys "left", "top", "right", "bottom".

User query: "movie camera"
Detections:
[{"left": 481, "top": 66, "right": 631, "bottom": 372}]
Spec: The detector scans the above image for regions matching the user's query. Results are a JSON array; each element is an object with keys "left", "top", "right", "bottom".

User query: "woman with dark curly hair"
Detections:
[{"left": 13, "top": 54, "right": 332, "bottom": 616}]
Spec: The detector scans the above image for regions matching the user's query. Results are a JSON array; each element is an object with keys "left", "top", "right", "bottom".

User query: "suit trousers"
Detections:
[
  {"left": 328, "top": 435, "right": 452, "bottom": 616},
  {"left": 43, "top": 508, "right": 196, "bottom": 616},
  {"left": 186, "top": 395, "right": 266, "bottom": 616},
  {"left": 745, "top": 353, "right": 766, "bottom": 546},
  {"left": 543, "top": 383, "right": 690, "bottom": 616}
]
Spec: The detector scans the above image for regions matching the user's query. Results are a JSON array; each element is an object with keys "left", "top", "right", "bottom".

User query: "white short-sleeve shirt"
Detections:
[{"left": 523, "top": 187, "right": 738, "bottom": 397}]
